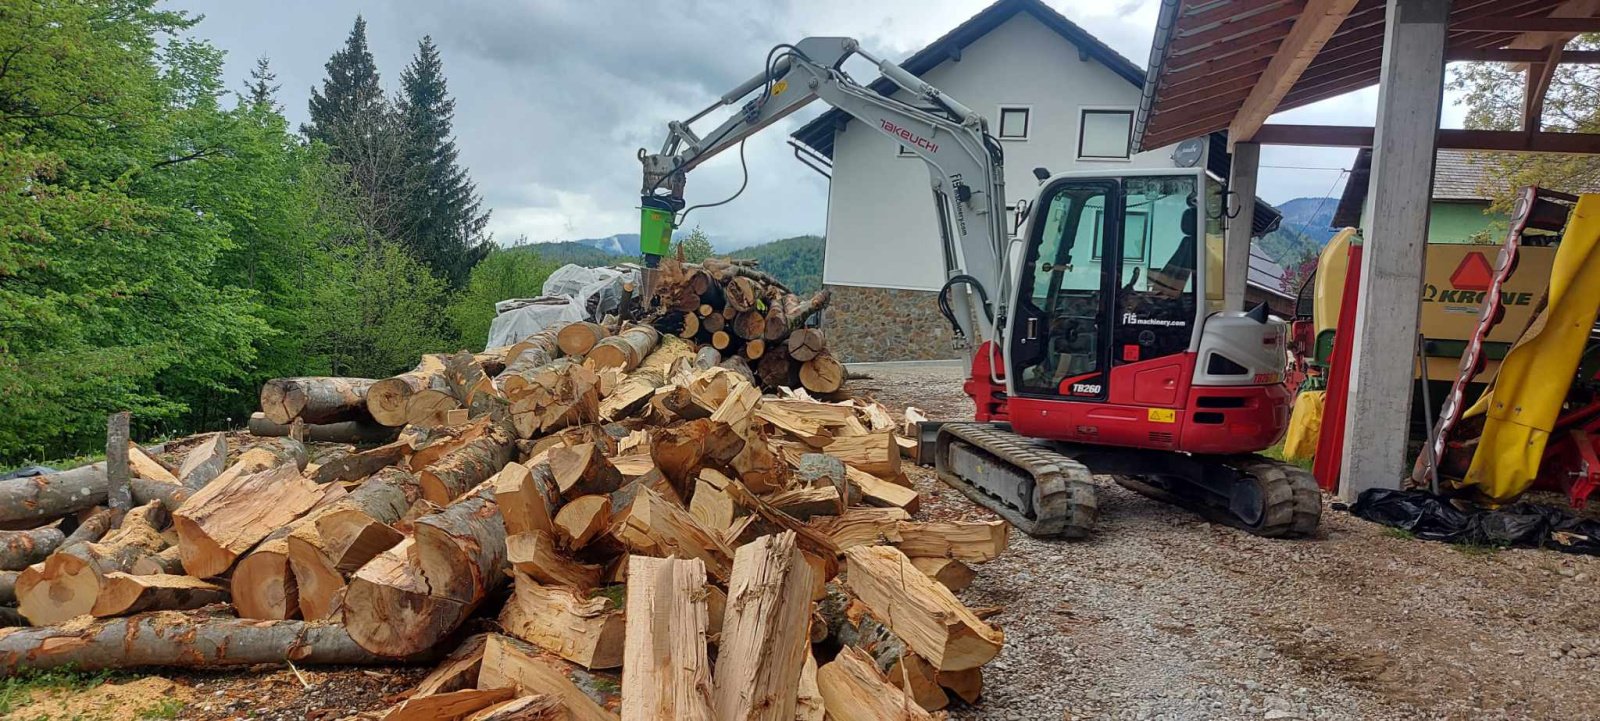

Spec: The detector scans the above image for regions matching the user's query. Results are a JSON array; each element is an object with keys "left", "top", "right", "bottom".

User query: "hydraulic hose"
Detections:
[{"left": 938, "top": 274, "right": 993, "bottom": 340}]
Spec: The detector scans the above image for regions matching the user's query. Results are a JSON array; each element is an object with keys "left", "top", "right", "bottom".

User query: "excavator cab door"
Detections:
[{"left": 1007, "top": 172, "right": 1205, "bottom": 405}]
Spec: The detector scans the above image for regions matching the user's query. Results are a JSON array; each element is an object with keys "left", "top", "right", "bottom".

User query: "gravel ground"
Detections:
[{"left": 852, "top": 360, "right": 1600, "bottom": 721}]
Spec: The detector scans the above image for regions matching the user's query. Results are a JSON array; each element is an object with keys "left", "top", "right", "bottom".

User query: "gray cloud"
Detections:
[{"left": 173, "top": 0, "right": 1389, "bottom": 245}]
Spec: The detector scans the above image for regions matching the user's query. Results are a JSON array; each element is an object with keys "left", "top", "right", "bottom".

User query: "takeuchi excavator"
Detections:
[{"left": 637, "top": 37, "right": 1321, "bottom": 539}]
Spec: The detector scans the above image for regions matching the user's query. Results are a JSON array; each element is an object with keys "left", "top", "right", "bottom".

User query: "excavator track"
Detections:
[
  {"left": 1115, "top": 455, "right": 1322, "bottom": 538},
  {"left": 933, "top": 423, "right": 1098, "bottom": 538}
]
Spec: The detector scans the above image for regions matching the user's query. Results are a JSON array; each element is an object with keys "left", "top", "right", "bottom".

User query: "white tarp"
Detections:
[
  {"left": 485, "top": 297, "right": 585, "bottom": 350},
  {"left": 541, "top": 264, "right": 636, "bottom": 322},
  {"left": 484, "top": 264, "right": 639, "bottom": 349}
]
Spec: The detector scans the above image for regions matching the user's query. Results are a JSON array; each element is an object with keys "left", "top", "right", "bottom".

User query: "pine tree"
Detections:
[
  {"left": 242, "top": 56, "right": 280, "bottom": 111},
  {"left": 396, "top": 36, "right": 491, "bottom": 290},
  {"left": 304, "top": 16, "right": 385, "bottom": 150}
]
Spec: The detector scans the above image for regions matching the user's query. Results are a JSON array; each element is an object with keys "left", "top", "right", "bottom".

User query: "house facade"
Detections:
[
  {"left": 1332, "top": 148, "right": 1511, "bottom": 244},
  {"left": 791, "top": 0, "right": 1285, "bottom": 362}
]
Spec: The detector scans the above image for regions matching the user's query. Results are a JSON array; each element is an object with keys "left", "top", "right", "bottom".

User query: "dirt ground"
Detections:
[
  {"left": 854, "top": 360, "right": 1600, "bottom": 721},
  {"left": 12, "top": 362, "right": 1598, "bottom": 721}
]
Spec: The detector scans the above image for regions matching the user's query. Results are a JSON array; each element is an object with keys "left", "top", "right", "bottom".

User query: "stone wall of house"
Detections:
[{"left": 819, "top": 284, "right": 963, "bottom": 363}]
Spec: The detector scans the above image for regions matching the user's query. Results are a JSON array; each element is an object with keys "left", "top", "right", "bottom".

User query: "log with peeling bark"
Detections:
[
  {"left": 174, "top": 462, "right": 323, "bottom": 579},
  {"left": 799, "top": 353, "right": 846, "bottom": 395},
  {"left": 0, "top": 522, "right": 65, "bottom": 571},
  {"left": 0, "top": 613, "right": 393, "bottom": 672},
  {"left": 287, "top": 469, "right": 419, "bottom": 620},
  {"left": 499, "top": 570, "right": 624, "bottom": 670},
  {"left": 131, "top": 545, "right": 183, "bottom": 575},
  {"left": 16, "top": 502, "right": 169, "bottom": 624},
  {"left": 557, "top": 321, "right": 610, "bottom": 356},
  {"left": 587, "top": 325, "right": 661, "bottom": 372},
  {"left": 622, "top": 555, "right": 714, "bottom": 721},
  {"left": 260, "top": 377, "right": 376, "bottom": 425},
  {"left": 419, "top": 425, "right": 515, "bottom": 505},
  {"left": 90, "top": 573, "right": 227, "bottom": 617},
  {"left": 369, "top": 355, "right": 451, "bottom": 427},
  {"left": 477, "top": 633, "right": 620, "bottom": 721},
  {"left": 343, "top": 537, "right": 471, "bottom": 657},
  {"left": 817, "top": 645, "right": 937, "bottom": 721},
  {"left": 249, "top": 412, "right": 399, "bottom": 444},
  {"left": 844, "top": 545, "right": 1003, "bottom": 671},
  {"left": 711, "top": 532, "right": 815, "bottom": 721}
]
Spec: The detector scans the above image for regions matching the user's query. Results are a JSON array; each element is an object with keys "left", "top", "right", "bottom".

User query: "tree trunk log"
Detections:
[
  {"left": 16, "top": 502, "right": 169, "bottom": 625},
  {"left": 694, "top": 346, "right": 722, "bottom": 370},
  {"left": 785, "top": 328, "right": 825, "bottom": 363},
  {"left": 557, "top": 321, "right": 610, "bottom": 356},
  {"left": 177, "top": 433, "right": 228, "bottom": 490},
  {"left": 369, "top": 355, "right": 451, "bottom": 427},
  {"left": 498, "top": 570, "right": 624, "bottom": 670},
  {"left": 288, "top": 468, "right": 419, "bottom": 620},
  {"left": 249, "top": 412, "right": 399, "bottom": 445},
  {"left": 587, "top": 325, "right": 661, "bottom": 372},
  {"left": 731, "top": 311, "right": 766, "bottom": 341},
  {"left": 0, "top": 570, "right": 15, "bottom": 605},
  {"left": 0, "top": 523, "right": 64, "bottom": 571},
  {"left": 131, "top": 478, "right": 191, "bottom": 513},
  {"left": 799, "top": 353, "right": 846, "bottom": 395},
  {"left": 418, "top": 425, "right": 514, "bottom": 505},
  {"left": 0, "top": 462, "right": 107, "bottom": 525},
  {"left": 131, "top": 546, "right": 183, "bottom": 575},
  {"left": 105, "top": 412, "right": 131, "bottom": 512},
  {"left": 343, "top": 537, "right": 470, "bottom": 657},
  {"left": 702, "top": 311, "right": 726, "bottom": 335},
  {"left": 225, "top": 481, "right": 351, "bottom": 621},
  {"left": 260, "top": 377, "right": 376, "bottom": 425},
  {"left": 90, "top": 573, "right": 227, "bottom": 617},
  {"left": 0, "top": 614, "right": 394, "bottom": 673},
  {"left": 409, "top": 482, "right": 506, "bottom": 606},
  {"left": 756, "top": 346, "right": 800, "bottom": 390}
]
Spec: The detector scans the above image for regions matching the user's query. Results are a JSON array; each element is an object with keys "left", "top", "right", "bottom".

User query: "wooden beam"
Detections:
[
  {"left": 1448, "top": 48, "right": 1600, "bottom": 62},
  {"left": 1229, "top": 0, "right": 1361, "bottom": 144},
  {"left": 1252, "top": 124, "right": 1600, "bottom": 154},
  {"left": 1453, "top": 17, "right": 1600, "bottom": 33},
  {"left": 1524, "top": 44, "right": 1564, "bottom": 132},
  {"left": 1171, "top": 7, "right": 1303, "bottom": 57}
]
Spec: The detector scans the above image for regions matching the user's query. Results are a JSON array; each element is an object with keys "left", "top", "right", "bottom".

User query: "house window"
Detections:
[
  {"left": 1079, "top": 109, "right": 1133, "bottom": 160},
  {"left": 998, "top": 106, "right": 1030, "bottom": 140}
]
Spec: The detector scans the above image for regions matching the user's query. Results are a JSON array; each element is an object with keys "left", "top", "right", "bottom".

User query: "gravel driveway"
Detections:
[{"left": 851, "top": 360, "right": 1600, "bottom": 721}]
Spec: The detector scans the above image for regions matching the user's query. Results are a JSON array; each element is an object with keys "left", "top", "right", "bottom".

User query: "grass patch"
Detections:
[
  {"left": 0, "top": 667, "right": 118, "bottom": 716},
  {"left": 1261, "top": 443, "right": 1314, "bottom": 471},
  {"left": 591, "top": 584, "right": 626, "bottom": 608},
  {"left": 1381, "top": 527, "right": 1416, "bottom": 540},
  {"left": 139, "top": 697, "right": 186, "bottom": 719},
  {"left": 589, "top": 677, "right": 621, "bottom": 695}
]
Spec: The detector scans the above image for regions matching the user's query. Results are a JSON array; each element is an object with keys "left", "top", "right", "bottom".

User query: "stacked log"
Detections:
[
  {"left": 0, "top": 341, "right": 1010, "bottom": 719},
  {"left": 646, "top": 258, "right": 843, "bottom": 394}
]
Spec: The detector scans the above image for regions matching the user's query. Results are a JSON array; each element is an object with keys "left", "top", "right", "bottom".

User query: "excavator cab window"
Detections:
[{"left": 1012, "top": 179, "right": 1116, "bottom": 398}]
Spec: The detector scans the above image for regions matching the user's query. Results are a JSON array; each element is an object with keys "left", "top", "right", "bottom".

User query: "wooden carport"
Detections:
[{"left": 1133, "top": 0, "right": 1600, "bottom": 498}]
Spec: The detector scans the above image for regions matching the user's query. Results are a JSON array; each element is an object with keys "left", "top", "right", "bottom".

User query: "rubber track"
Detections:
[
  {"left": 1231, "top": 456, "right": 1322, "bottom": 538},
  {"left": 934, "top": 423, "right": 1098, "bottom": 538}
]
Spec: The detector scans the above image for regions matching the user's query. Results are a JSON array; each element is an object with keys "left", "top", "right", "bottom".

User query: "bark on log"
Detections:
[
  {"left": 799, "top": 353, "right": 846, "bottom": 395},
  {"left": 131, "top": 478, "right": 191, "bottom": 513},
  {"left": 499, "top": 570, "right": 624, "bottom": 670},
  {"left": 785, "top": 290, "right": 831, "bottom": 331},
  {"left": 249, "top": 412, "right": 399, "bottom": 444},
  {"left": 343, "top": 537, "right": 470, "bottom": 657},
  {"left": 558, "top": 322, "right": 610, "bottom": 356},
  {"left": 261, "top": 377, "right": 376, "bottom": 425},
  {"left": 90, "top": 573, "right": 227, "bottom": 617},
  {"left": 15, "top": 502, "right": 169, "bottom": 624},
  {"left": 410, "top": 482, "right": 507, "bottom": 606},
  {"left": 177, "top": 433, "right": 228, "bottom": 489},
  {"left": 369, "top": 355, "right": 451, "bottom": 427},
  {"left": 288, "top": 468, "right": 419, "bottom": 621},
  {"left": 0, "top": 570, "right": 15, "bottom": 605},
  {"left": 694, "top": 346, "right": 722, "bottom": 370},
  {"left": 419, "top": 425, "right": 515, "bottom": 505},
  {"left": 131, "top": 545, "right": 183, "bottom": 575},
  {"left": 312, "top": 439, "right": 412, "bottom": 485},
  {"left": 622, "top": 555, "right": 714, "bottom": 721},
  {"left": 724, "top": 276, "right": 760, "bottom": 312},
  {"left": 106, "top": 412, "right": 131, "bottom": 512},
  {"left": 0, "top": 462, "right": 108, "bottom": 525},
  {"left": 0, "top": 522, "right": 64, "bottom": 571},
  {"left": 175, "top": 463, "right": 323, "bottom": 578},
  {"left": 711, "top": 532, "right": 815, "bottom": 721},
  {"left": 705, "top": 258, "right": 792, "bottom": 294},
  {"left": 0, "top": 613, "right": 393, "bottom": 673},
  {"left": 587, "top": 325, "right": 661, "bottom": 372}
]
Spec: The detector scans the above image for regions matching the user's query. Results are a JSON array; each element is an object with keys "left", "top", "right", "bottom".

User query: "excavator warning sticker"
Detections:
[{"left": 1147, "top": 408, "right": 1176, "bottom": 424}]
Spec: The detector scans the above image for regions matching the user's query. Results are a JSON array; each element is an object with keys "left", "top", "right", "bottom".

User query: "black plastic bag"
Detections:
[
  {"left": 0, "top": 465, "right": 55, "bottom": 481},
  {"left": 1350, "top": 488, "right": 1600, "bottom": 556}
]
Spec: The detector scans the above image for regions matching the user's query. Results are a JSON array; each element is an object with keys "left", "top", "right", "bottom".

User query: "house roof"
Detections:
[
  {"left": 785, "top": 0, "right": 1282, "bottom": 237},
  {"left": 1331, "top": 148, "right": 1597, "bottom": 227},
  {"left": 1249, "top": 247, "right": 1295, "bottom": 301},
  {"left": 790, "top": 0, "right": 1145, "bottom": 159}
]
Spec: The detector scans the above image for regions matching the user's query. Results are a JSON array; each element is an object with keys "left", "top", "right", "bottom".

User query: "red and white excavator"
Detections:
[{"left": 638, "top": 37, "right": 1321, "bottom": 539}]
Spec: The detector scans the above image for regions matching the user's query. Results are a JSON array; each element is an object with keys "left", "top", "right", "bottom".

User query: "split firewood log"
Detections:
[
  {"left": 587, "top": 325, "right": 661, "bottom": 372},
  {"left": 610, "top": 485, "right": 734, "bottom": 583},
  {"left": 0, "top": 614, "right": 396, "bottom": 673},
  {"left": 844, "top": 545, "right": 1003, "bottom": 671},
  {"left": 16, "top": 502, "right": 169, "bottom": 624},
  {"left": 225, "top": 481, "right": 351, "bottom": 620},
  {"left": 509, "top": 361, "right": 601, "bottom": 438},
  {"left": 287, "top": 468, "right": 420, "bottom": 620},
  {"left": 816, "top": 645, "right": 937, "bottom": 720},
  {"left": 496, "top": 327, "right": 568, "bottom": 398},
  {"left": 128, "top": 443, "right": 178, "bottom": 484},
  {"left": 248, "top": 412, "right": 399, "bottom": 445},
  {"left": 311, "top": 438, "right": 413, "bottom": 485},
  {"left": 553, "top": 495, "right": 612, "bottom": 550},
  {"left": 599, "top": 337, "right": 695, "bottom": 421},
  {"left": 622, "top": 555, "right": 714, "bottom": 721},
  {"left": 649, "top": 419, "right": 745, "bottom": 495},
  {"left": 498, "top": 570, "right": 624, "bottom": 670},
  {"left": 711, "top": 532, "right": 815, "bottom": 720},
  {"left": 797, "top": 652, "right": 825, "bottom": 721},
  {"left": 894, "top": 520, "right": 1009, "bottom": 563},
  {"left": 176, "top": 432, "right": 228, "bottom": 490},
  {"left": 419, "top": 424, "right": 515, "bottom": 505},
  {"left": 369, "top": 355, "right": 451, "bottom": 427},
  {"left": 465, "top": 695, "right": 566, "bottom": 721},
  {"left": 909, "top": 556, "right": 976, "bottom": 593},
  {"left": 492, "top": 461, "right": 561, "bottom": 539},
  {"left": 477, "top": 634, "right": 620, "bottom": 721},
  {"left": 174, "top": 462, "right": 323, "bottom": 579},
  {"left": 380, "top": 688, "right": 516, "bottom": 721},
  {"left": 888, "top": 652, "right": 951, "bottom": 712},
  {"left": 260, "top": 377, "right": 376, "bottom": 425},
  {"left": 823, "top": 431, "right": 901, "bottom": 478},
  {"left": 90, "top": 573, "right": 227, "bottom": 617},
  {"left": 506, "top": 529, "right": 603, "bottom": 591},
  {"left": 807, "top": 508, "right": 911, "bottom": 551}
]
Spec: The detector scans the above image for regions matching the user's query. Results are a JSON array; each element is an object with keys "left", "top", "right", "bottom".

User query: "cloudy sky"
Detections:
[{"left": 173, "top": 0, "right": 1471, "bottom": 247}]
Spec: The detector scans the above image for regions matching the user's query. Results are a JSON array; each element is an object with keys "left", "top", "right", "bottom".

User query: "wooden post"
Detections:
[
  {"left": 1224, "top": 142, "right": 1258, "bottom": 313},
  {"left": 1340, "top": 0, "right": 1450, "bottom": 499},
  {"left": 105, "top": 412, "right": 131, "bottom": 512}
]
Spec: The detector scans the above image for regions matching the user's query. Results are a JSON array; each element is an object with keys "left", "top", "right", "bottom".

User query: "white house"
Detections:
[{"left": 790, "top": 0, "right": 1285, "bottom": 362}]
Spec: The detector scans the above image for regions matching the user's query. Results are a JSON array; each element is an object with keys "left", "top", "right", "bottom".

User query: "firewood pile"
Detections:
[
  {"left": 646, "top": 257, "right": 845, "bottom": 395},
  {"left": 0, "top": 316, "right": 1009, "bottom": 719}
]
